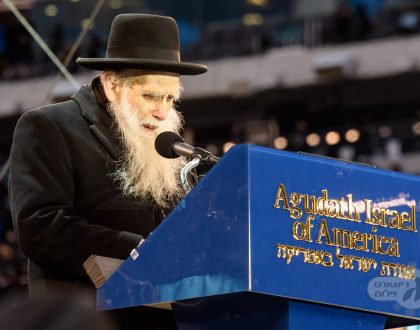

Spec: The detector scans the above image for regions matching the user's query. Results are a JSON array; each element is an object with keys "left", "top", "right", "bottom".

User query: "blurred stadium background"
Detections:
[{"left": 0, "top": 0, "right": 419, "bottom": 311}]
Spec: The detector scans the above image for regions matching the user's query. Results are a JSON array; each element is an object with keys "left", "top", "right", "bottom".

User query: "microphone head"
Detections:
[{"left": 155, "top": 131, "right": 184, "bottom": 159}]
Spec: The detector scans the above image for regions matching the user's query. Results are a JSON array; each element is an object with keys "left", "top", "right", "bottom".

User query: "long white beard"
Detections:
[{"left": 108, "top": 92, "right": 186, "bottom": 208}]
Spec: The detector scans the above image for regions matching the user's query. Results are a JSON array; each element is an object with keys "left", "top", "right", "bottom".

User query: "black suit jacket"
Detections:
[{"left": 9, "top": 85, "right": 167, "bottom": 296}]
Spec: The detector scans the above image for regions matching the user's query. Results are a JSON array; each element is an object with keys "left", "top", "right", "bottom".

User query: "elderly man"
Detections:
[{"left": 8, "top": 13, "right": 206, "bottom": 322}]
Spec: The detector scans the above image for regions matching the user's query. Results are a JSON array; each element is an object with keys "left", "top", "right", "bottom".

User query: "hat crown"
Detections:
[
  {"left": 106, "top": 14, "right": 180, "bottom": 61},
  {"left": 76, "top": 13, "right": 207, "bottom": 75}
]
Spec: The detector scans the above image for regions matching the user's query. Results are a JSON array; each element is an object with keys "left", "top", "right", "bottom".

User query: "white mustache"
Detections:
[
  {"left": 141, "top": 120, "right": 160, "bottom": 129},
  {"left": 139, "top": 109, "right": 180, "bottom": 134}
]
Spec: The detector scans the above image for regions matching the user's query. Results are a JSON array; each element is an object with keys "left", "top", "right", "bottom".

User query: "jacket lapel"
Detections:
[{"left": 72, "top": 86, "right": 122, "bottom": 161}]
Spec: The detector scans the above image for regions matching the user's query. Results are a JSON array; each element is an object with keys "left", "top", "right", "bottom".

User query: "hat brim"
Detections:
[{"left": 76, "top": 58, "right": 207, "bottom": 75}]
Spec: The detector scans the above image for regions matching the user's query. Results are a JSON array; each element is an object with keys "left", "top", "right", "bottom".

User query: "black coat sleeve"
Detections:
[{"left": 9, "top": 109, "right": 141, "bottom": 279}]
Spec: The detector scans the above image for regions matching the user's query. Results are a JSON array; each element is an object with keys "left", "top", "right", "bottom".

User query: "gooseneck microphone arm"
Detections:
[
  {"left": 155, "top": 131, "right": 220, "bottom": 193},
  {"left": 155, "top": 131, "right": 220, "bottom": 164},
  {"left": 173, "top": 144, "right": 220, "bottom": 164},
  {"left": 179, "top": 156, "right": 201, "bottom": 193}
]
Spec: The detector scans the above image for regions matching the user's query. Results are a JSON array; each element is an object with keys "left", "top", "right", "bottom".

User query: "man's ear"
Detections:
[{"left": 100, "top": 72, "right": 120, "bottom": 102}]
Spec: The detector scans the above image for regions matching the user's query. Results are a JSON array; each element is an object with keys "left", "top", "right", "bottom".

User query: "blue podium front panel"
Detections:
[
  {"left": 97, "top": 145, "right": 251, "bottom": 310},
  {"left": 98, "top": 144, "right": 420, "bottom": 323},
  {"left": 248, "top": 146, "right": 420, "bottom": 320}
]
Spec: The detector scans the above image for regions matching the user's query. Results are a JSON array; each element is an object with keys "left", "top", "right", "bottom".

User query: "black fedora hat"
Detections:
[{"left": 76, "top": 14, "right": 207, "bottom": 75}]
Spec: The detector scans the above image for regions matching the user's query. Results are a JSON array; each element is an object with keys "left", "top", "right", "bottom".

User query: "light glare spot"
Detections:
[
  {"left": 247, "top": 0, "right": 268, "bottom": 6},
  {"left": 242, "top": 13, "right": 264, "bottom": 25},
  {"left": 81, "top": 19, "right": 94, "bottom": 30},
  {"left": 306, "top": 133, "right": 321, "bottom": 147},
  {"left": 45, "top": 4, "right": 58, "bottom": 17},
  {"left": 110, "top": 0, "right": 123, "bottom": 9},
  {"left": 274, "top": 136, "right": 288, "bottom": 149},
  {"left": 325, "top": 131, "right": 340, "bottom": 145},
  {"left": 345, "top": 128, "right": 360, "bottom": 143},
  {"left": 223, "top": 142, "right": 235, "bottom": 153}
]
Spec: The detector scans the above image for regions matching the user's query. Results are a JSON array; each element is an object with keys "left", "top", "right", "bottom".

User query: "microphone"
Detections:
[{"left": 155, "top": 131, "right": 220, "bottom": 163}]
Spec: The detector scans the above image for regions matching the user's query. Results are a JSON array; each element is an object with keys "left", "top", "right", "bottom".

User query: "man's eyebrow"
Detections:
[
  {"left": 141, "top": 91, "right": 162, "bottom": 96},
  {"left": 141, "top": 90, "right": 181, "bottom": 100}
]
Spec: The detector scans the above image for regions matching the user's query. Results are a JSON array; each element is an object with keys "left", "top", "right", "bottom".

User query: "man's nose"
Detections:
[{"left": 152, "top": 101, "right": 169, "bottom": 121}]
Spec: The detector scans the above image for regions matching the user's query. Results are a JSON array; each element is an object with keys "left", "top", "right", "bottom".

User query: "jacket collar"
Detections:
[{"left": 71, "top": 83, "right": 122, "bottom": 161}]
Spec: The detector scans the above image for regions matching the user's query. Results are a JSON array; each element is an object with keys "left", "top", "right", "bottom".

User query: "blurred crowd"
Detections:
[
  {"left": 0, "top": 19, "right": 104, "bottom": 80},
  {"left": 2, "top": 2, "right": 420, "bottom": 80}
]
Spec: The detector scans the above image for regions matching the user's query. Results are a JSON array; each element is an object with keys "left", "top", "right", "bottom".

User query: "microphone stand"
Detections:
[
  {"left": 180, "top": 156, "right": 201, "bottom": 194},
  {"left": 178, "top": 147, "right": 220, "bottom": 194}
]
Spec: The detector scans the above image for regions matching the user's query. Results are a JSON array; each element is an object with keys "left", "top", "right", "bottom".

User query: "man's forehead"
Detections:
[
  {"left": 131, "top": 73, "right": 181, "bottom": 96},
  {"left": 140, "top": 73, "right": 180, "bottom": 86}
]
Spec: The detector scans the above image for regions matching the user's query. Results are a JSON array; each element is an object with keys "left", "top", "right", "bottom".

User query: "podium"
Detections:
[{"left": 98, "top": 144, "right": 420, "bottom": 329}]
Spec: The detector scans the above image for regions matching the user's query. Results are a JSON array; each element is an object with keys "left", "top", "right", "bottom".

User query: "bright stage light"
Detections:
[
  {"left": 246, "top": 0, "right": 268, "bottom": 7},
  {"left": 223, "top": 142, "right": 236, "bottom": 153},
  {"left": 306, "top": 133, "right": 320, "bottom": 147},
  {"left": 274, "top": 136, "right": 288, "bottom": 150},
  {"left": 345, "top": 129, "right": 360, "bottom": 143},
  {"left": 325, "top": 131, "right": 340, "bottom": 145}
]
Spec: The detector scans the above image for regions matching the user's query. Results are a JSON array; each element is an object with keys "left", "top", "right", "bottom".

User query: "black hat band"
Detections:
[{"left": 106, "top": 46, "right": 180, "bottom": 62}]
